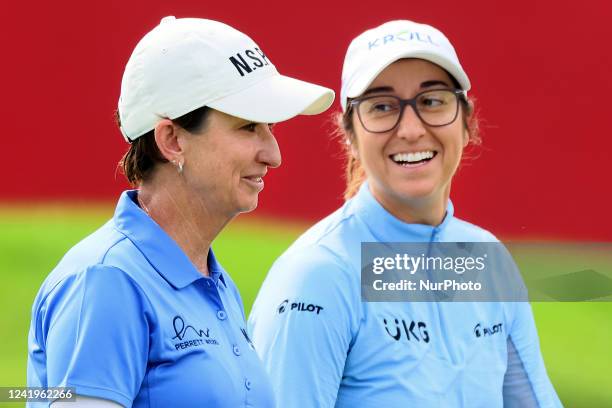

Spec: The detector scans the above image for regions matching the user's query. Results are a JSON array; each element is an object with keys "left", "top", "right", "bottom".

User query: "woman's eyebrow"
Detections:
[
  {"left": 362, "top": 80, "right": 452, "bottom": 97},
  {"left": 421, "top": 80, "right": 451, "bottom": 88},
  {"left": 362, "top": 86, "right": 394, "bottom": 96}
]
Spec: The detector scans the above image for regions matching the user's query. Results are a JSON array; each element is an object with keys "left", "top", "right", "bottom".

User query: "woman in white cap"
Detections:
[
  {"left": 27, "top": 16, "right": 333, "bottom": 407},
  {"left": 249, "top": 20, "right": 562, "bottom": 407}
]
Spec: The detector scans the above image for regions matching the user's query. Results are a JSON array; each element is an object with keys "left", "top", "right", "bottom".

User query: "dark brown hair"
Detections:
[
  {"left": 117, "top": 106, "right": 211, "bottom": 185},
  {"left": 336, "top": 78, "right": 481, "bottom": 200}
]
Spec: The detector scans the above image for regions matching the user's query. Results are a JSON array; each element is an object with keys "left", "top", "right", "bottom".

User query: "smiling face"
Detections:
[
  {"left": 179, "top": 109, "right": 281, "bottom": 218},
  {"left": 349, "top": 59, "right": 469, "bottom": 224}
]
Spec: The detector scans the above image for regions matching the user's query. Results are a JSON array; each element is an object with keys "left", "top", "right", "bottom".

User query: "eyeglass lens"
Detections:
[{"left": 356, "top": 90, "right": 459, "bottom": 132}]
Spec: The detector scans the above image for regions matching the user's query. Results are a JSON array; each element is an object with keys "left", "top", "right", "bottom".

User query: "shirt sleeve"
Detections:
[
  {"left": 51, "top": 395, "right": 124, "bottom": 408},
  {"left": 37, "top": 265, "right": 152, "bottom": 407},
  {"left": 248, "top": 246, "right": 360, "bottom": 408},
  {"left": 503, "top": 301, "right": 563, "bottom": 407}
]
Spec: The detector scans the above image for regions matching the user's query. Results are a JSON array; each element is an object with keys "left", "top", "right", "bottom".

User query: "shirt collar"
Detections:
[
  {"left": 350, "top": 181, "right": 454, "bottom": 242},
  {"left": 112, "top": 190, "right": 227, "bottom": 289}
]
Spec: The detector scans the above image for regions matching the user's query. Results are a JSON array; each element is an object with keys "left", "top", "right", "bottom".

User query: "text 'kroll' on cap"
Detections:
[
  {"left": 340, "top": 20, "right": 470, "bottom": 111},
  {"left": 118, "top": 16, "right": 335, "bottom": 142}
]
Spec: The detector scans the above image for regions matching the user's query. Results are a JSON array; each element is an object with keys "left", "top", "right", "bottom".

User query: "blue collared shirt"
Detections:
[
  {"left": 248, "top": 182, "right": 561, "bottom": 408},
  {"left": 28, "top": 190, "right": 274, "bottom": 407}
]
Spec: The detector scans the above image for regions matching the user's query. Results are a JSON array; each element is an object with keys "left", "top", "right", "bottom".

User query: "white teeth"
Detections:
[{"left": 391, "top": 151, "right": 434, "bottom": 163}]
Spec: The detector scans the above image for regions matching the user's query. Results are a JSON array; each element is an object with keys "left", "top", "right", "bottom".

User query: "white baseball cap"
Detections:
[
  {"left": 118, "top": 16, "right": 335, "bottom": 142},
  {"left": 340, "top": 20, "right": 470, "bottom": 111}
]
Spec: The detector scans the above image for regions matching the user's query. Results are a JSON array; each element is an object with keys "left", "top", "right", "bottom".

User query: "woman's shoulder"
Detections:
[
  {"left": 291, "top": 198, "right": 374, "bottom": 250},
  {"left": 251, "top": 208, "right": 363, "bottom": 329},
  {"left": 63, "top": 219, "right": 129, "bottom": 261},
  {"left": 258, "top": 207, "right": 375, "bottom": 312},
  {"left": 278, "top": 205, "right": 367, "bottom": 274},
  {"left": 37, "top": 219, "right": 143, "bottom": 302}
]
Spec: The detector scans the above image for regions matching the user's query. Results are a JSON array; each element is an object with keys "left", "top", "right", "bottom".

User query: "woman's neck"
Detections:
[
  {"left": 137, "top": 174, "right": 234, "bottom": 277},
  {"left": 369, "top": 183, "right": 451, "bottom": 226}
]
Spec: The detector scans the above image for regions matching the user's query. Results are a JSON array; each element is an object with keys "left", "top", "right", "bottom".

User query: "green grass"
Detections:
[
  {"left": 532, "top": 302, "right": 612, "bottom": 407},
  {"left": 0, "top": 204, "right": 610, "bottom": 406}
]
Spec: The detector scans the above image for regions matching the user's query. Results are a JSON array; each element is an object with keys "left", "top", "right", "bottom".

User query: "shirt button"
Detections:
[
  {"left": 245, "top": 379, "right": 252, "bottom": 390},
  {"left": 233, "top": 345, "right": 241, "bottom": 356},
  {"left": 216, "top": 310, "right": 227, "bottom": 320}
]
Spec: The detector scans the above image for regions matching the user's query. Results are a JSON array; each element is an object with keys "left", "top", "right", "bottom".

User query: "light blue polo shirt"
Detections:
[
  {"left": 248, "top": 182, "right": 562, "bottom": 407},
  {"left": 28, "top": 190, "right": 274, "bottom": 408}
]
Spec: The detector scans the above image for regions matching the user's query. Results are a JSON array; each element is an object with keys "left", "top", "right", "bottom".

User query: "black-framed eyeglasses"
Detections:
[{"left": 349, "top": 89, "right": 465, "bottom": 133}]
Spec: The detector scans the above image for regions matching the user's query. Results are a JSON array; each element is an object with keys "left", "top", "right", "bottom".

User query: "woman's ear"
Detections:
[
  {"left": 154, "top": 119, "right": 184, "bottom": 162},
  {"left": 462, "top": 129, "right": 470, "bottom": 148},
  {"left": 347, "top": 135, "right": 360, "bottom": 160},
  {"left": 462, "top": 100, "right": 475, "bottom": 147}
]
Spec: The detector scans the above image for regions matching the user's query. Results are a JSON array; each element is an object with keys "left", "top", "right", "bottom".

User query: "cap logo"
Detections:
[
  {"left": 367, "top": 30, "right": 439, "bottom": 50},
  {"left": 229, "top": 47, "right": 271, "bottom": 77}
]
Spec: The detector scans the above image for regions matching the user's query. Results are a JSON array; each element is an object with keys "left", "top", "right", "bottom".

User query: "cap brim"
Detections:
[
  {"left": 208, "top": 74, "right": 335, "bottom": 123},
  {"left": 344, "top": 50, "right": 471, "bottom": 108}
]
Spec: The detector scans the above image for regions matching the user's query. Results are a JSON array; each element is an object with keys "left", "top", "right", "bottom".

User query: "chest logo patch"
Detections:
[
  {"left": 383, "top": 317, "right": 430, "bottom": 343},
  {"left": 474, "top": 322, "right": 503, "bottom": 338},
  {"left": 277, "top": 299, "right": 324, "bottom": 315},
  {"left": 172, "top": 315, "right": 220, "bottom": 350}
]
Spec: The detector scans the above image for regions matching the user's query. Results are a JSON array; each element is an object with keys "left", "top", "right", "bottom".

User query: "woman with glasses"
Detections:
[{"left": 248, "top": 20, "right": 561, "bottom": 407}]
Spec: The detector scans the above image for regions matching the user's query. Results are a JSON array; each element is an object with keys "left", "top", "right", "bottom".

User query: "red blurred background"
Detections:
[{"left": 1, "top": 0, "right": 610, "bottom": 240}]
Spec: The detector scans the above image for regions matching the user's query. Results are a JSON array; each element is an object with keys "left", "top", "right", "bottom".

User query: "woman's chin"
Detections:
[
  {"left": 235, "top": 197, "right": 259, "bottom": 215},
  {"left": 390, "top": 181, "right": 441, "bottom": 203}
]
